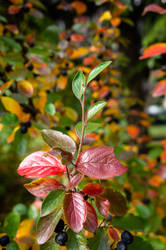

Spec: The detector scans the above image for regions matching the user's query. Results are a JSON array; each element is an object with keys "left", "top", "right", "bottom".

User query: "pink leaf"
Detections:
[
  {"left": 24, "top": 177, "right": 61, "bottom": 198},
  {"left": 84, "top": 201, "right": 98, "bottom": 233},
  {"left": 82, "top": 183, "right": 104, "bottom": 196},
  {"left": 152, "top": 79, "right": 166, "bottom": 97},
  {"left": 95, "top": 196, "right": 110, "bottom": 217},
  {"left": 64, "top": 192, "right": 87, "bottom": 233},
  {"left": 77, "top": 145, "right": 127, "bottom": 179},
  {"left": 142, "top": 4, "right": 166, "bottom": 16},
  {"left": 17, "top": 151, "right": 66, "bottom": 179},
  {"left": 139, "top": 43, "right": 166, "bottom": 60},
  {"left": 68, "top": 174, "right": 83, "bottom": 189}
]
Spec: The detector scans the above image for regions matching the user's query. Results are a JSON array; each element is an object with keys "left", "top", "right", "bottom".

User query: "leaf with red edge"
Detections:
[
  {"left": 139, "top": 43, "right": 166, "bottom": 60},
  {"left": 84, "top": 201, "right": 98, "bottom": 233},
  {"left": 68, "top": 174, "right": 83, "bottom": 189},
  {"left": 64, "top": 192, "right": 87, "bottom": 233},
  {"left": 95, "top": 196, "right": 110, "bottom": 217},
  {"left": 24, "top": 178, "right": 61, "bottom": 198},
  {"left": 142, "top": 4, "right": 166, "bottom": 16},
  {"left": 77, "top": 145, "right": 127, "bottom": 179},
  {"left": 108, "top": 227, "right": 120, "bottom": 241},
  {"left": 82, "top": 183, "right": 104, "bottom": 196},
  {"left": 152, "top": 79, "right": 166, "bottom": 97},
  {"left": 17, "top": 151, "right": 66, "bottom": 179}
]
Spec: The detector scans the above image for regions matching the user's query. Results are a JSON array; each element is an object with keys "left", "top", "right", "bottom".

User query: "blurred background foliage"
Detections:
[{"left": 0, "top": 0, "right": 166, "bottom": 249}]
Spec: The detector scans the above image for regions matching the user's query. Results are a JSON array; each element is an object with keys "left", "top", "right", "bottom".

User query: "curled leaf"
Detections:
[
  {"left": 41, "top": 129, "right": 76, "bottom": 156},
  {"left": 84, "top": 201, "right": 98, "bottom": 233}
]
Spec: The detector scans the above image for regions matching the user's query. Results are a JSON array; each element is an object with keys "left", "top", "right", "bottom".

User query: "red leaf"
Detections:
[
  {"left": 139, "top": 43, "right": 166, "bottom": 60},
  {"left": 68, "top": 174, "right": 83, "bottom": 189},
  {"left": 17, "top": 151, "right": 66, "bottom": 179},
  {"left": 24, "top": 177, "right": 61, "bottom": 198},
  {"left": 152, "top": 79, "right": 166, "bottom": 97},
  {"left": 77, "top": 145, "right": 127, "bottom": 179},
  {"left": 84, "top": 201, "right": 98, "bottom": 233},
  {"left": 142, "top": 4, "right": 166, "bottom": 16},
  {"left": 108, "top": 228, "right": 120, "bottom": 241},
  {"left": 95, "top": 196, "right": 110, "bottom": 217},
  {"left": 64, "top": 192, "right": 87, "bottom": 233},
  {"left": 82, "top": 183, "right": 104, "bottom": 196},
  {"left": 158, "top": 165, "right": 166, "bottom": 179}
]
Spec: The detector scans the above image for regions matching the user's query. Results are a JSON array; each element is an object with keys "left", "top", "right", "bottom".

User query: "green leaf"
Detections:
[
  {"left": 88, "top": 228, "right": 110, "bottom": 250},
  {"left": 150, "top": 238, "right": 165, "bottom": 250},
  {"left": 1, "top": 36, "right": 22, "bottom": 52},
  {"left": 76, "top": 122, "right": 101, "bottom": 138},
  {"left": 45, "top": 103, "right": 56, "bottom": 115},
  {"left": 37, "top": 207, "right": 63, "bottom": 245},
  {"left": 128, "top": 236, "right": 153, "bottom": 250},
  {"left": 148, "top": 147, "right": 163, "bottom": 159},
  {"left": 41, "top": 190, "right": 65, "bottom": 217},
  {"left": 87, "top": 61, "right": 111, "bottom": 84},
  {"left": 7, "top": 242, "right": 19, "bottom": 250},
  {"left": 40, "top": 233, "right": 59, "bottom": 250},
  {"left": 2, "top": 113, "right": 18, "bottom": 126},
  {"left": 0, "top": 15, "right": 7, "bottom": 23},
  {"left": 13, "top": 203, "right": 27, "bottom": 216},
  {"left": 4, "top": 212, "right": 20, "bottom": 238},
  {"left": 87, "top": 101, "right": 106, "bottom": 120},
  {"left": 111, "top": 214, "right": 145, "bottom": 231},
  {"left": 72, "top": 71, "right": 85, "bottom": 99},
  {"left": 28, "top": 204, "right": 39, "bottom": 220},
  {"left": 135, "top": 204, "right": 152, "bottom": 219},
  {"left": 66, "top": 230, "right": 88, "bottom": 250},
  {"left": 41, "top": 129, "right": 76, "bottom": 155}
]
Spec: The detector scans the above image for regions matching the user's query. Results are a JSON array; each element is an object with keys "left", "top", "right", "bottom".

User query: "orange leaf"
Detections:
[
  {"left": 17, "top": 80, "right": 33, "bottom": 97},
  {"left": 72, "top": 1, "right": 87, "bottom": 15},
  {"left": 57, "top": 75, "right": 67, "bottom": 90},
  {"left": 16, "top": 219, "right": 34, "bottom": 239},
  {"left": 127, "top": 125, "right": 140, "bottom": 138},
  {"left": 7, "top": 125, "right": 20, "bottom": 143},
  {"left": 8, "top": 5, "right": 21, "bottom": 15},
  {"left": 71, "top": 33, "right": 85, "bottom": 43},
  {"left": 142, "top": 4, "right": 166, "bottom": 16},
  {"left": 152, "top": 79, "right": 166, "bottom": 97},
  {"left": 139, "top": 43, "right": 166, "bottom": 59}
]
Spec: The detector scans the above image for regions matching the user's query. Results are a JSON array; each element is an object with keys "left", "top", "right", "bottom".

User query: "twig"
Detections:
[{"left": 76, "top": 86, "right": 86, "bottom": 164}]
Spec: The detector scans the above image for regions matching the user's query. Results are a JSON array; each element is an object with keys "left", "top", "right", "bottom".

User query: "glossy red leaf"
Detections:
[
  {"left": 77, "top": 145, "right": 127, "bottom": 179},
  {"left": 82, "top": 183, "right": 104, "bottom": 196},
  {"left": 24, "top": 177, "right": 61, "bottom": 198},
  {"left": 17, "top": 151, "right": 66, "bottom": 179},
  {"left": 68, "top": 174, "right": 83, "bottom": 189},
  {"left": 95, "top": 196, "right": 110, "bottom": 217},
  {"left": 84, "top": 201, "right": 98, "bottom": 233},
  {"left": 139, "top": 43, "right": 166, "bottom": 60},
  {"left": 64, "top": 193, "right": 87, "bottom": 233},
  {"left": 142, "top": 4, "right": 166, "bottom": 16},
  {"left": 152, "top": 79, "right": 166, "bottom": 97}
]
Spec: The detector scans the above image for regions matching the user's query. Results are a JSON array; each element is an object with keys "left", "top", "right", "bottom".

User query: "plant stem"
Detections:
[
  {"left": 66, "top": 164, "right": 70, "bottom": 182},
  {"left": 76, "top": 87, "right": 86, "bottom": 164}
]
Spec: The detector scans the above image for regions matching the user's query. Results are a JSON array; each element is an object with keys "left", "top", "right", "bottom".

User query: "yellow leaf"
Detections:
[
  {"left": 1, "top": 96, "right": 22, "bottom": 118},
  {"left": 99, "top": 11, "right": 112, "bottom": 23},
  {"left": 33, "top": 92, "right": 46, "bottom": 113},
  {"left": 57, "top": 75, "right": 67, "bottom": 90},
  {"left": 7, "top": 125, "right": 20, "bottom": 143},
  {"left": 65, "top": 107, "right": 78, "bottom": 122},
  {"left": 71, "top": 47, "right": 88, "bottom": 59},
  {"left": 17, "top": 80, "right": 33, "bottom": 97},
  {"left": 16, "top": 219, "right": 34, "bottom": 239}
]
